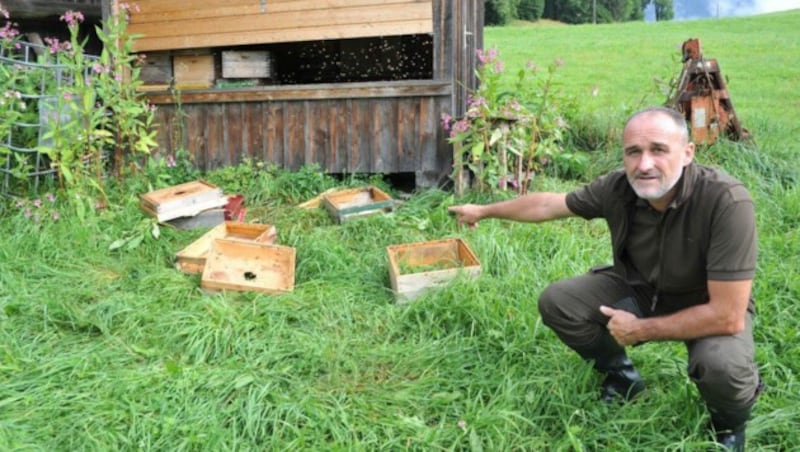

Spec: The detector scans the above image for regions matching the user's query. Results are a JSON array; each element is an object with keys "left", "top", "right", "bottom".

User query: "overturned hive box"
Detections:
[
  {"left": 175, "top": 222, "right": 277, "bottom": 274},
  {"left": 321, "top": 186, "right": 394, "bottom": 223},
  {"left": 386, "top": 238, "right": 481, "bottom": 304},
  {"left": 140, "top": 180, "right": 228, "bottom": 222},
  {"left": 201, "top": 239, "right": 296, "bottom": 294}
]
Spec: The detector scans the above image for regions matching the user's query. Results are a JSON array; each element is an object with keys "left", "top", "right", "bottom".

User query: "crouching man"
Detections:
[{"left": 449, "top": 107, "right": 763, "bottom": 450}]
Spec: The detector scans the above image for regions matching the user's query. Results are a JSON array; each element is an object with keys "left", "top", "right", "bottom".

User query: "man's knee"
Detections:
[
  {"left": 537, "top": 280, "right": 568, "bottom": 325},
  {"left": 689, "top": 342, "right": 759, "bottom": 408}
]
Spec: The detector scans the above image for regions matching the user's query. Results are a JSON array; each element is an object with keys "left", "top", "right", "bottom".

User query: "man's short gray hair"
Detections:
[{"left": 626, "top": 107, "right": 690, "bottom": 143}]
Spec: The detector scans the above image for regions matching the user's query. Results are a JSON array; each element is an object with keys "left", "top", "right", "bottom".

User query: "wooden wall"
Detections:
[
  {"left": 106, "top": 0, "right": 483, "bottom": 188},
  {"left": 149, "top": 81, "right": 451, "bottom": 185},
  {"left": 127, "top": 0, "right": 434, "bottom": 52}
]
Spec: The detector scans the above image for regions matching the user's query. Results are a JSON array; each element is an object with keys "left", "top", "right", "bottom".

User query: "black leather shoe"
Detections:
[
  {"left": 599, "top": 363, "right": 646, "bottom": 403},
  {"left": 715, "top": 428, "right": 745, "bottom": 451}
]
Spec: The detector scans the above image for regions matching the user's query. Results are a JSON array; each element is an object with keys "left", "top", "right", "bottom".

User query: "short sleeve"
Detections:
[
  {"left": 566, "top": 171, "right": 621, "bottom": 220},
  {"left": 706, "top": 186, "right": 758, "bottom": 280}
]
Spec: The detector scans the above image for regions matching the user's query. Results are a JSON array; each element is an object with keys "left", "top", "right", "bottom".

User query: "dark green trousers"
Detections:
[{"left": 537, "top": 267, "right": 761, "bottom": 414}]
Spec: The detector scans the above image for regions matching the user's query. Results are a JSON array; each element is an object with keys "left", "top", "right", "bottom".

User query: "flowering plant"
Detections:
[
  {"left": 1, "top": 5, "right": 156, "bottom": 218},
  {"left": 12, "top": 192, "right": 61, "bottom": 224},
  {"left": 442, "top": 48, "right": 573, "bottom": 194}
]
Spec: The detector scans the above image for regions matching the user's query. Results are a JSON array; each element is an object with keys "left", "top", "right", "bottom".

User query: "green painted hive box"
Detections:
[{"left": 321, "top": 186, "right": 394, "bottom": 223}]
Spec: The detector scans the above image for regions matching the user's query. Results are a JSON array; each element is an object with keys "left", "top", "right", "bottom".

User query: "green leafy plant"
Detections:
[
  {"left": 2, "top": 6, "right": 157, "bottom": 216},
  {"left": 442, "top": 48, "right": 579, "bottom": 194}
]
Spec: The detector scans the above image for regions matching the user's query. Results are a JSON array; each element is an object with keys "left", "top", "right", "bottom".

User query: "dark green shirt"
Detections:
[{"left": 565, "top": 163, "right": 757, "bottom": 314}]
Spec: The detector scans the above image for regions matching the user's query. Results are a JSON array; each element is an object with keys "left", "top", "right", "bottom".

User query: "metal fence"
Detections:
[{"left": 0, "top": 40, "right": 98, "bottom": 196}]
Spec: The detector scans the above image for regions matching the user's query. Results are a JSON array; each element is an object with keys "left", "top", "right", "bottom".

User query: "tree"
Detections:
[
  {"left": 641, "top": 0, "right": 674, "bottom": 21},
  {"left": 654, "top": 0, "right": 674, "bottom": 21},
  {"left": 518, "top": 0, "right": 546, "bottom": 21},
  {"left": 543, "top": 0, "right": 592, "bottom": 24},
  {"left": 485, "top": 0, "right": 519, "bottom": 26}
]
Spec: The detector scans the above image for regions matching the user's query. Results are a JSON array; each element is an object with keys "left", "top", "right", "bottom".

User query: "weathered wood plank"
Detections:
[
  {"left": 264, "top": 103, "right": 284, "bottom": 167},
  {"left": 224, "top": 103, "right": 244, "bottom": 166},
  {"left": 244, "top": 103, "right": 262, "bottom": 163},
  {"left": 206, "top": 105, "right": 226, "bottom": 169},
  {"left": 348, "top": 99, "right": 370, "bottom": 173},
  {"left": 396, "top": 98, "right": 420, "bottom": 172},
  {"left": 373, "top": 101, "right": 396, "bottom": 173},
  {"left": 132, "top": 20, "right": 432, "bottom": 52},
  {"left": 131, "top": 0, "right": 430, "bottom": 22},
  {"left": 284, "top": 103, "right": 305, "bottom": 170},
  {"left": 131, "top": 4, "right": 432, "bottom": 40}
]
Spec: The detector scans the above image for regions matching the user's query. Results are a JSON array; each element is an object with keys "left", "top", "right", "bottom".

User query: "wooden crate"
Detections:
[
  {"left": 222, "top": 50, "right": 272, "bottom": 79},
  {"left": 201, "top": 239, "right": 296, "bottom": 294},
  {"left": 173, "top": 54, "right": 215, "bottom": 89},
  {"left": 175, "top": 222, "right": 278, "bottom": 274},
  {"left": 387, "top": 238, "right": 481, "bottom": 303},
  {"left": 321, "top": 186, "right": 394, "bottom": 223},
  {"left": 138, "top": 51, "right": 172, "bottom": 85},
  {"left": 140, "top": 180, "right": 228, "bottom": 222}
]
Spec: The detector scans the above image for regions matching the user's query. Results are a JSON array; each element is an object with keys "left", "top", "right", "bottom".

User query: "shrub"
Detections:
[{"left": 441, "top": 48, "right": 582, "bottom": 194}]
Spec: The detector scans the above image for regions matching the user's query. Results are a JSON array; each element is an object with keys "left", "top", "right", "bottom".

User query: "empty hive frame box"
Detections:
[
  {"left": 386, "top": 238, "right": 481, "bottom": 303},
  {"left": 321, "top": 186, "right": 394, "bottom": 223},
  {"left": 140, "top": 180, "right": 228, "bottom": 222},
  {"left": 175, "top": 221, "right": 278, "bottom": 274},
  {"left": 201, "top": 239, "right": 296, "bottom": 294}
]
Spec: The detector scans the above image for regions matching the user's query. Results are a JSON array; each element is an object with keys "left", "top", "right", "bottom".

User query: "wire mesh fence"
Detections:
[{"left": 0, "top": 39, "right": 99, "bottom": 197}]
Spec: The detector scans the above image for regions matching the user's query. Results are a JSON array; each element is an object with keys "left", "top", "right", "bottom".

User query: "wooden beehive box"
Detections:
[
  {"left": 137, "top": 51, "right": 172, "bottom": 88},
  {"left": 386, "top": 238, "right": 482, "bottom": 304},
  {"left": 173, "top": 53, "right": 215, "bottom": 89},
  {"left": 175, "top": 222, "right": 278, "bottom": 274},
  {"left": 201, "top": 239, "right": 296, "bottom": 294},
  {"left": 321, "top": 186, "right": 394, "bottom": 223},
  {"left": 140, "top": 180, "right": 228, "bottom": 222},
  {"left": 222, "top": 50, "right": 272, "bottom": 79}
]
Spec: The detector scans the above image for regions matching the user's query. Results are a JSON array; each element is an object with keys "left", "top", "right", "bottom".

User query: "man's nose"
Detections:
[{"left": 637, "top": 153, "right": 654, "bottom": 171}]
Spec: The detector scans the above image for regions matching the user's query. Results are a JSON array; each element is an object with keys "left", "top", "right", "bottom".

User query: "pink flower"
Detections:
[
  {"left": 52, "top": 212, "right": 60, "bottom": 221},
  {"left": 440, "top": 113, "right": 453, "bottom": 131},
  {"left": 493, "top": 60, "right": 504, "bottom": 73},
  {"left": 46, "top": 193, "right": 56, "bottom": 202},
  {"left": 166, "top": 154, "right": 176, "bottom": 168},
  {"left": 476, "top": 49, "right": 489, "bottom": 64},
  {"left": 60, "top": 10, "right": 84, "bottom": 27},
  {"left": 450, "top": 118, "right": 470, "bottom": 138},
  {"left": 33, "top": 198, "right": 41, "bottom": 208}
]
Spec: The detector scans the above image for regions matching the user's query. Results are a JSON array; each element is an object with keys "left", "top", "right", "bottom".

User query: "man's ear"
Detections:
[{"left": 683, "top": 142, "right": 696, "bottom": 166}]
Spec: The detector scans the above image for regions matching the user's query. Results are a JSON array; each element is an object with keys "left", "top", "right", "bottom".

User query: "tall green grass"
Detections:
[{"left": 0, "top": 11, "right": 798, "bottom": 451}]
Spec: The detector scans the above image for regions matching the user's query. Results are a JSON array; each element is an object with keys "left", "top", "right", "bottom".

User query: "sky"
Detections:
[{"left": 672, "top": 0, "right": 800, "bottom": 20}]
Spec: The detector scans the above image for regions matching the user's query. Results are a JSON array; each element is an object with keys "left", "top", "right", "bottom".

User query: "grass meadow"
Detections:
[{"left": 1, "top": 10, "right": 799, "bottom": 451}]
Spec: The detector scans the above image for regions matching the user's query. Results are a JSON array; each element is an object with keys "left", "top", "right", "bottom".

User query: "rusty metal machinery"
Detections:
[{"left": 666, "top": 38, "right": 749, "bottom": 145}]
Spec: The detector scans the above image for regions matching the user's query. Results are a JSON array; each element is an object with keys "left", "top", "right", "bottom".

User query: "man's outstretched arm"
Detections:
[{"left": 448, "top": 192, "right": 575, "bottom": 228}]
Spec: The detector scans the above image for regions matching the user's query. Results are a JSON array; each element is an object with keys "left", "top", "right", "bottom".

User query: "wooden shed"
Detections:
[{"left": 103, "top": 0, "right": 484, "bottom": 188}]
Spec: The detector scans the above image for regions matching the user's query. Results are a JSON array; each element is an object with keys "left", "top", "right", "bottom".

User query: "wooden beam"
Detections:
[{"left": 143, "top": 81, "right": 451, "bottom": 104}]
